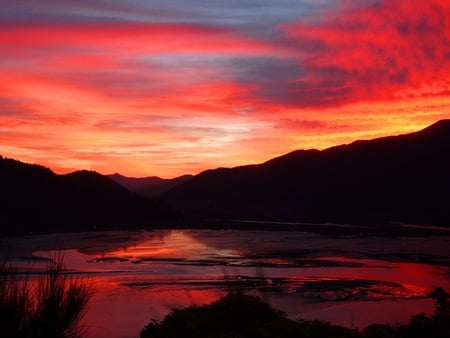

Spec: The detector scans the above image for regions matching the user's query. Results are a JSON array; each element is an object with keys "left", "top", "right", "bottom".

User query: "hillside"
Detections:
[
  {"left": 108, "top": 173, "right": 193, "bottom": 198},
  {"left": 163, "top": 120, "right": 450, "bottom": 225},
  {"left": 0, "top": 157, "right": 175, "bottom": 233}
]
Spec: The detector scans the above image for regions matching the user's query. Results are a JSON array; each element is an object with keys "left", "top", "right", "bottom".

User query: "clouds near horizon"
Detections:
[{"left": 1, "top": 0, "right": 449, "bottom": 177}]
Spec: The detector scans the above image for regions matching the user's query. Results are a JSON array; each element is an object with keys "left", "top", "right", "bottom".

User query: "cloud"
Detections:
[
  {"left": 0, "top": 21, "right": 284, "bottom": 107},
  {"left": 0, "top": 1, "right": 332, "bottom": 28},
  {"left": 277, "top": 0, "right": 450, "bottom": 107},
  {"left": 1, "top": 0, "right": 449, "bottom": 177},
  {"left": 0, "top": 22, "right": 278, "bottom": 56}
]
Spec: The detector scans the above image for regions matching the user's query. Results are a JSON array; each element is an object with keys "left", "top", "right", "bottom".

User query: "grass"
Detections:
[
  {"left": 0, "top": 264, "right": 31, "bottom": 337},
  {"left": 0, "top": 257, "right": 94, "bottom": 338}
]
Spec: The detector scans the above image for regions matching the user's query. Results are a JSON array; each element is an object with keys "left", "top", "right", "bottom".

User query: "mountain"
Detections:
[
  {"left": 108, "top": 173, "right": 193, "bottom": 198},
  {"left": 0, "top": 157, "right": 175, "bottom": 234},
  {"left": 163, "top": 120, "right": 450, "bottom": 225}
]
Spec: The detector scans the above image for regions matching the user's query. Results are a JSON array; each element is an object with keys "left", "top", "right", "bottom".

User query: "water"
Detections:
[{"left": 1, "top": 229, "right": 449, "bottom": 338}]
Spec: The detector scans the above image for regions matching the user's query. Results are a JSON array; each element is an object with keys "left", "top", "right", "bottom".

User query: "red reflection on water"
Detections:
[
  {"left": 283, "top": 257, "right": 448, "bottom": 302},
  {"left": 85, "top": 276, "right": 220, "bottom": 338},
  {"left": 21, "top": 231, "right": 450, "bottom": 338},
  {"left": 104, "top": 231, "right": 232, "bottom": 261}
]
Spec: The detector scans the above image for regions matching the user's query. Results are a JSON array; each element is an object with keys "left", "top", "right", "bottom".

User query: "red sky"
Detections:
[{"left": 1, "top": 0, "right": 449, "bottom": 177}]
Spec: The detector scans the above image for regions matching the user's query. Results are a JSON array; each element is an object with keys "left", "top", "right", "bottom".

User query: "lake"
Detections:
[{"left": 1, "top": 227, "right": 449, "bottom": 338}]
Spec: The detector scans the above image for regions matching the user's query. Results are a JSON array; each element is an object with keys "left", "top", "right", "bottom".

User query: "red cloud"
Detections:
[
  {"left": 282, "top": 0, "right": 450, "bottom": 106},
  {"left": 1, "top": 1, "right": 450, "bottom": 177},
  {"left": 0, "top": 22, "right": 278, "bottom": 56}
]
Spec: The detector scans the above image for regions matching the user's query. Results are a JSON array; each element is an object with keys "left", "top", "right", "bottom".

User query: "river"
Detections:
[{"left": 1, "top": 228, "right": 449, "bottom": 338}]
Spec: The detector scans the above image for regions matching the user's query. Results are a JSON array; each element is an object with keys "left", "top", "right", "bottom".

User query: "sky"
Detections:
[{"left": 1, "top": 0, "right": 449, "bottom": 178}]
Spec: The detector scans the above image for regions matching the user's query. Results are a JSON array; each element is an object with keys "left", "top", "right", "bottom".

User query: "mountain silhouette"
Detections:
[
  {"left": 0, "top": 157, "right": 175, "bottom": 234},
  {"left": 108, "top": 173, "right": 193, "bottom": 198},
  {"left": 163, "top": 120, "right": 450, "bottom": 225}
]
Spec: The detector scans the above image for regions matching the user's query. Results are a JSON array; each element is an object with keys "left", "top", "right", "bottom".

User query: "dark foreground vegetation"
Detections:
[
  {"left": 0, "top": 258, "right": 93, "bottom": 338},
  {"left": 141, "top": 288, "right": 450, "bottom": 338}
]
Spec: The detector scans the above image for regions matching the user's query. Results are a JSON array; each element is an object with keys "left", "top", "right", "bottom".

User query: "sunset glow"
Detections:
[{"left": 1, "top": 0, "right": 449, "bottom": 177}]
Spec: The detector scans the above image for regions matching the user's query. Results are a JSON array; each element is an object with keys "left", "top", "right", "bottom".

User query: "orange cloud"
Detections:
[{"left": 1, "top": 1, "right": 449, "bottom": 177}]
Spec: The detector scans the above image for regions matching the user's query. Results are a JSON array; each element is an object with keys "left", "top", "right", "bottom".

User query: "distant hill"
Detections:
[
  {"left": 108, "top": 173, "right": 193, "bottom": 198},
  {"left": 0, "top": 157, "right": 175, "bottom": 234},
  {"left": 163, "top": 120, "right": 450, "bottom": 225}
]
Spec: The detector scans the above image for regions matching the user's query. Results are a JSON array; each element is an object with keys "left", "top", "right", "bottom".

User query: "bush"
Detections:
[
  {"left": 141, "top": 288, "right": 450, "bottom": 338},
  {"left": 140, "top": 293, "right": 361, "bottom": 338},
  {"left": 0, "top": 257, "right": 93, "bottom": 338},
  {"left": 0, "top": 264, "right": 31, "bottom": 337}
]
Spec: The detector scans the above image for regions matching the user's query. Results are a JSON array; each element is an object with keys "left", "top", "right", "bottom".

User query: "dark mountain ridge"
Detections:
[
  {"left": 2, "top": 120, "right": 449, "bottom": 232},
  {"left": 108, "top": 173, "right": 193, "bottom": 198},
  {"left": 163, "top": 120, "right": 450, "bottom": 225},
  {"left": 0, "top": 157, "right": 174, "bottom": 234}
]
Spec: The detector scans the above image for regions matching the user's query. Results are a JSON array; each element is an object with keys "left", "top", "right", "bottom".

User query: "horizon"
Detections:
[
  {"left": 1, "top": 1, "right": 450, "bottom": 177},
  {"left": 2, "top": 119, "right": 446, "bottom": 179}
]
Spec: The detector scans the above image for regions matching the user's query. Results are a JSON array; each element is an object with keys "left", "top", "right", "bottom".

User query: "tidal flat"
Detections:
[{"left": 1, "top": 226, "right": 449, "bottom": 338}]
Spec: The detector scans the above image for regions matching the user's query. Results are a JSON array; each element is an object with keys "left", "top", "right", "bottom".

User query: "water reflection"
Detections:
[
  {"left": 71, "top": 230, "right": 448, "bottom": 302},
  {"left": 1, "top": 229, "right": 449, "bottom": 337}
]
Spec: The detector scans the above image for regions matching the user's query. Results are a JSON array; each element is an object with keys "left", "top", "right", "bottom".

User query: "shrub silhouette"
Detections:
[
  {"left": 364, "top": 287, "right": 449, "bottom": 338},
  {"left": 0, "top": 264, "right": 31, "bottom": 337},
  {"left": 0, "top": 258, "right": 94, "bottom": 338},
  {"left": 142, "top": 288, "right": 449, "bottom": 338},
  {"left": 140, "top": 293, "right": 361, "bottom": 338}
]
